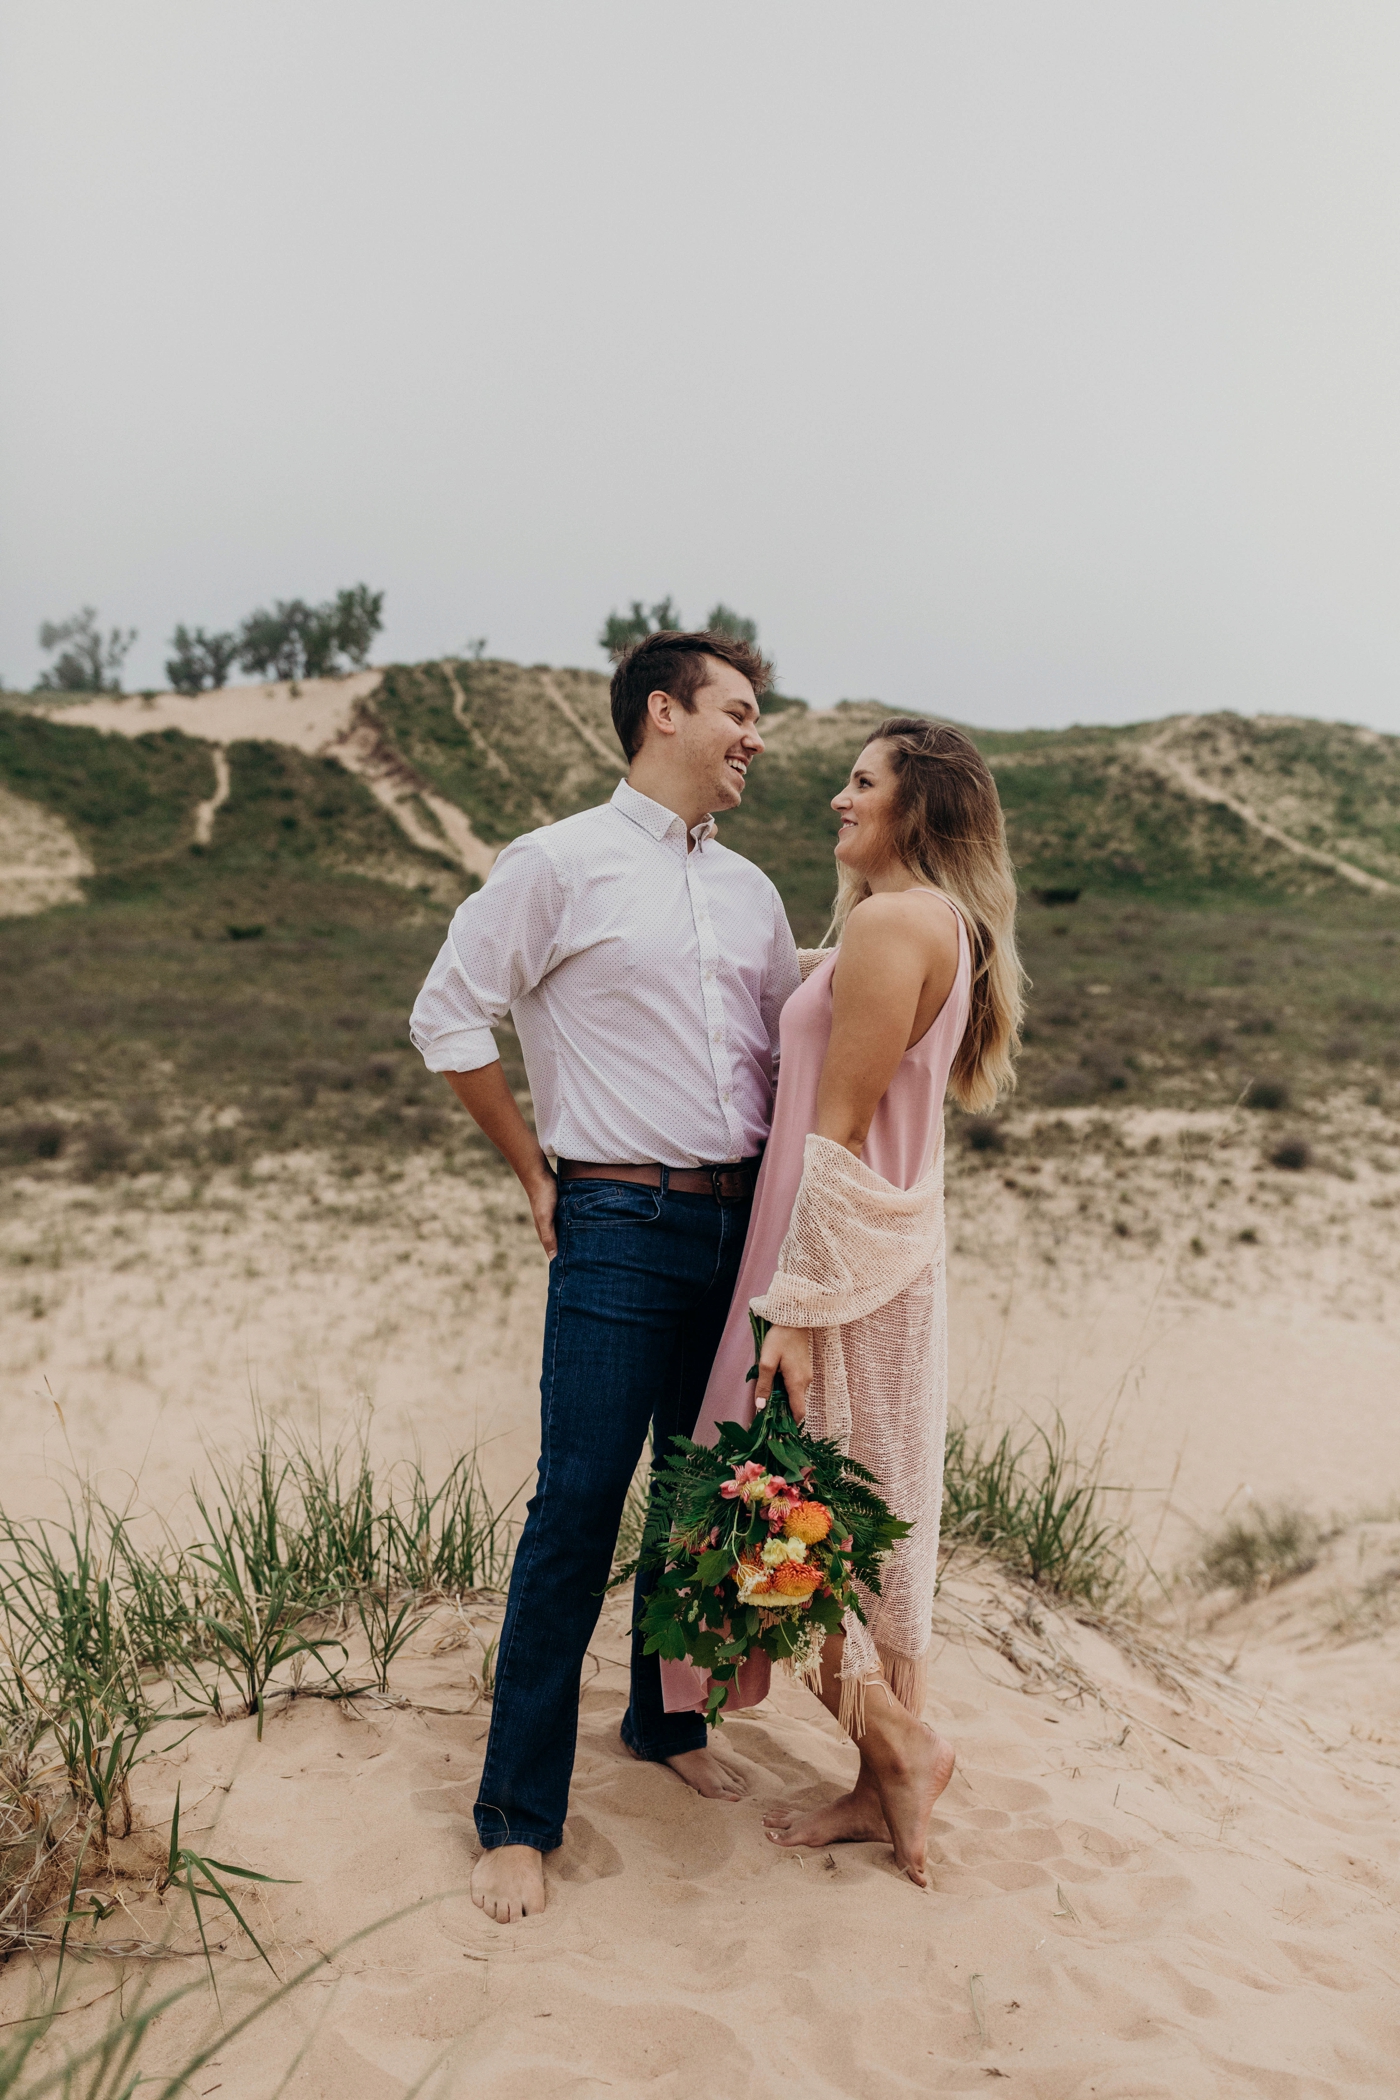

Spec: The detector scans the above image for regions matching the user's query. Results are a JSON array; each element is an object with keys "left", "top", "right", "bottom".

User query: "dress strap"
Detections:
[{"left": 904, "top": 887, "right": 971, "bottom": 947}]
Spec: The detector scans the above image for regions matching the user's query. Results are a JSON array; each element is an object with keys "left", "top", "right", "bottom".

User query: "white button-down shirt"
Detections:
[{"left": 409, "top": 780, "right": 802, "bottom": 1167}]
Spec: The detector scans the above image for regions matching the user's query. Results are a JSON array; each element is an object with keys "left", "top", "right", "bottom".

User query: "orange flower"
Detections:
[
  {"left": 770, "top": 1560, "right": 822, "bottom": 1598},
  {"left": 735, "top": 1550, "right": 773, "bottom": 1601},
  {"left": 784, "top": 1500, "right": 833, "bottom": 1545}
]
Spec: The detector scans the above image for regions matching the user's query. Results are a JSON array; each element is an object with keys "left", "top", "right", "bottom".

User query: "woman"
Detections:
[{"left": 660, "top": 717, "right": 1023, "bottom": 1886}]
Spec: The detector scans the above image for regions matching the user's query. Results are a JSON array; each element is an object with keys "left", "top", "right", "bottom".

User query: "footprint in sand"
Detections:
[
  {"left": 1273, "top": 1940, "right": 1368, "bottom": 1991},
  {"left": 955, "top": 1770, "right": 1053, "bottom": 1812},
  {"left": 408, "top": 1781, "right": 477, "bottom": 1823},
  {"left": 553, "top": 1815, "right": 625, "bottom": 1883}
]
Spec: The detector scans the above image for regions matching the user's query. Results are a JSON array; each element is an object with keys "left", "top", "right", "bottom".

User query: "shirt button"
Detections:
[{"left": 722, "top": 1090, "right": 731, "bottom": 1102}]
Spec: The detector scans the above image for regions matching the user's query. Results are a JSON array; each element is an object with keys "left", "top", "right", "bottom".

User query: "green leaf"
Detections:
[{"left": 696, "top": 1548, "right": 732, "bottom": 1585}]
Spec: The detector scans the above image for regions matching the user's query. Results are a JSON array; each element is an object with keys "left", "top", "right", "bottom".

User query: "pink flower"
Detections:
[{"left": 720, "top": 1461, "right": 770, "bottom": 1504}]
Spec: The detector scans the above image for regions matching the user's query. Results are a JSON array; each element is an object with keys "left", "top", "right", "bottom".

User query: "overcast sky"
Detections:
[{"left": 3, "top": 3, "right": 1400, "bottom": 732}]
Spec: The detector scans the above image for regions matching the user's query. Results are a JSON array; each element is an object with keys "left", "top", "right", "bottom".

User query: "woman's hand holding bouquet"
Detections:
[{"left": 618, "top": 1315, "right": 911, "bottom": 1723}]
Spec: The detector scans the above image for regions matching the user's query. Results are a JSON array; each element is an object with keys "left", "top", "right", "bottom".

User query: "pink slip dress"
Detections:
[{"left": 661, "top": 893, "right": 972, "bottom": 1717}]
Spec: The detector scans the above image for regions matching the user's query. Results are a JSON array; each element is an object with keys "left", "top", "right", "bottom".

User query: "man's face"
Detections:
[{"left": 652, "top": 660, "right": 765, "bottom": 813}]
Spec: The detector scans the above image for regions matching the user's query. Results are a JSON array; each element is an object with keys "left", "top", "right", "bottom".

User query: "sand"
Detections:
[
  {"left": 2, "top": 1115, "right": 1399, "bottom": 2094},
  {"left": 3, "top": 1557, "right": 1398, "bottom": 2096}
]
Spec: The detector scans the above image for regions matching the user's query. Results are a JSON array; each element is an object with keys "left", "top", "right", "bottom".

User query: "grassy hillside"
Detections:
[
  {"left": 0, "top": 706, "right": 457, "bottom": 903},
  {"left": 1, "top": 670, "right": 1396, "bottom": 1183},
  {"left": 1143, "top": 712, "right": 1400, "bottom": 886},
  {"left": 0, "top": 709, "right": 217, "bottom": 888},
  {"left": 369, "top": 660, "right": 620, "bottom": 845},
  {"left": 361, "top": 668, "right": 1400, "bottom": 927}
]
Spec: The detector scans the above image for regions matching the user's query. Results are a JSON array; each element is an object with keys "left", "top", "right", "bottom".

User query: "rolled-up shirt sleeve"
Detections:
[
  {"left": 409, "top": 836, "right": 568, "bottom": 1073},
  {"left": 761, "top": 886, "right": 802, "bottom": 1071}
]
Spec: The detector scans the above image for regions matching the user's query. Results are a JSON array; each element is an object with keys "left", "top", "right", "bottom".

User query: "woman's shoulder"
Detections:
[{"left": 844, "top": 887, "right": 962, "bottom": 955}]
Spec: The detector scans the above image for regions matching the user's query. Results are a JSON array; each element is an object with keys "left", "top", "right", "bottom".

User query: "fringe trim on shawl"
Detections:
[
  {"left": 780, "top": 1649, "right": 828, "bottom": 1698},
  {"left": 836, "top": 1644, "right": 930, "bottom": 1742}
]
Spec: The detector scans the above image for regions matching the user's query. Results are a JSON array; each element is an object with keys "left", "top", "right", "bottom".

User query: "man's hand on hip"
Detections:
[
  {"left": 525, "top": 1170, "right": 558, "bottom": 1259},
  {"left": 442, "top": 1063, "right": 558, "bottom": 1258}
]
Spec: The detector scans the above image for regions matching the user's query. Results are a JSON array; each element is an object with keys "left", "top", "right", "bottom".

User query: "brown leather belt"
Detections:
[{"left": 556, "top": 1157, "right": 760, "bottom": 1205}]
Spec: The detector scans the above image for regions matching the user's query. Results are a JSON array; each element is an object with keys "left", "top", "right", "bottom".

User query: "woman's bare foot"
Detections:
[
  {"left": 471, "top": 1843, "right": 545, "bottom": 1923},
  {"left": 623, "top": 1737, "right": 748, "bottom": 1799},
  {"left": 870, "top": 1724, "right": 956, "bottom": 1888},
  {"left": 764, "top": 1772, "right": 888, "bottom": 1850}
]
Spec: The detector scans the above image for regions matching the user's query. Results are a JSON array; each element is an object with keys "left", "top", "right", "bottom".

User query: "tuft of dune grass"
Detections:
[
  {"left": 941, "top": 1414, "right": 1128, "bottom": 1606},
  {"left": 1194, "top": 1502, "right": 1321, "bottom": 1598},
  {"left": 0, "top": 1417, "right": 524, "bottom": 1965}
]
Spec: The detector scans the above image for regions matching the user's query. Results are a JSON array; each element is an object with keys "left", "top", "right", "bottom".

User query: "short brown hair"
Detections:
[{"left": 609, "top": 630, "right": 772, "bottom": 760}]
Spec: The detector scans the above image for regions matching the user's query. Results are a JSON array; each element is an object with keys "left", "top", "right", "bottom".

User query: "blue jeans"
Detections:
[{"left": 473, "top": 1173, "right": 753, "bottom": 1854}]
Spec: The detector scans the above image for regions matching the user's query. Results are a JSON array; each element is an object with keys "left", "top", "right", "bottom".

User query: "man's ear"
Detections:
[{"left": 646, "top": 688, "right": 679, "bottom": 739}]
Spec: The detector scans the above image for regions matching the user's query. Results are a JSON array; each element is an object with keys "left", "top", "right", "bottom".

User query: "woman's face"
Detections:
[{"left": 832, "top": 741, "right": 904, "bottom": 877}]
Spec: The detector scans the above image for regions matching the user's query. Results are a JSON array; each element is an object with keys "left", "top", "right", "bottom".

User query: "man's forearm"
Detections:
[
  {"left": 442, "top": 1062, "right": 550, "bottom": 1188},
  {"left": 442, "top": 1062, "right": 558, "bottom": 1255}
]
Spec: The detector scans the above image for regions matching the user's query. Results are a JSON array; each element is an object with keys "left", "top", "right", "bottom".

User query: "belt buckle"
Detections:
[{"left": 712, "top": 1166, "right": 745, "bottom": 1204}]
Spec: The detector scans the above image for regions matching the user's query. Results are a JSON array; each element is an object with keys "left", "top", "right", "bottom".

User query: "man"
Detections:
[{"left": 409, "top": 630, "right": 801, "bottom": 1924}]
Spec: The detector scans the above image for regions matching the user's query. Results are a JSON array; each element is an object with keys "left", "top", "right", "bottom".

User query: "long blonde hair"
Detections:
[{"left": 826, "top": 717, "right": 1024, "bottom": 1112}]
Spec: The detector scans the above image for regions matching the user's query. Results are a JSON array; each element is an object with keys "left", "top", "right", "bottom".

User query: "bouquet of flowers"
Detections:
[{"left": 622, "top": 1315, "right": 911, "bottom": 1722}]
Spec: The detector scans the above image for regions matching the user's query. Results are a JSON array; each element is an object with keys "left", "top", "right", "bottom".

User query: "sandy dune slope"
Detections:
[
  {"left": 16, "top": 672, "right": 500, "bottom": 883},
  {"left": 0, "top": 781, "right": 93, "bottom": 916},
  {"left": 2, "top": 1131, "right": 1398, "bottom": 2094},
  {"left": 2, "top": 1559, "right": 1398, "bottom": 2097},
  {"left": 31, "top": 675, "right": 385, "bottom": 757},
  {"left": 4, "top": 1098, "right": 1395, "bottom": 1559}
]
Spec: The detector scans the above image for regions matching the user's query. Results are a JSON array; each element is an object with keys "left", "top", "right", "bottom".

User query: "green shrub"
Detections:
[
  {"left": 79, "top": 1124, "right": 132, "bottom": 1179},
  {"left": 1196, "top": 1503, "right": 1319, "bottom": 1596},
  {"left": 1, "top": 1119, "right": 66, "bottom": 1163},
  {"left": 1270, "top": 1137, "right": 1311, "bottom": 1170}
]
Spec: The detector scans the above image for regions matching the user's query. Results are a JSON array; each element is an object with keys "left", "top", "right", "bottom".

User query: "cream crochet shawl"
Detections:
[{"left": 751, "top": 1131, "right": 948, "bottom": 1736}]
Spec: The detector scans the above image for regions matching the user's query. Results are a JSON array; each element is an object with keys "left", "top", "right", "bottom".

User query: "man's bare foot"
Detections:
[
  {"left": 471, "top": 1843, "right": 545, "bottom": 1923},
  {"left": 666, "top": 1744, "right": 748, "bottom": 1799},
  {"left": 623, "top": 1738, "right": 748, "bottom": 1800},
  {"left": 763, "top": 1773, "right": 888, "bottom": 1850},
  {"left": 871, "top": 1725, "right": 956, "bottom": 1888}
]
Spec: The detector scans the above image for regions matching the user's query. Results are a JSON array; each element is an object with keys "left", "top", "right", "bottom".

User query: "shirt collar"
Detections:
[{"left": 611, "top": 778, "right": 717, "bottom": 850}]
